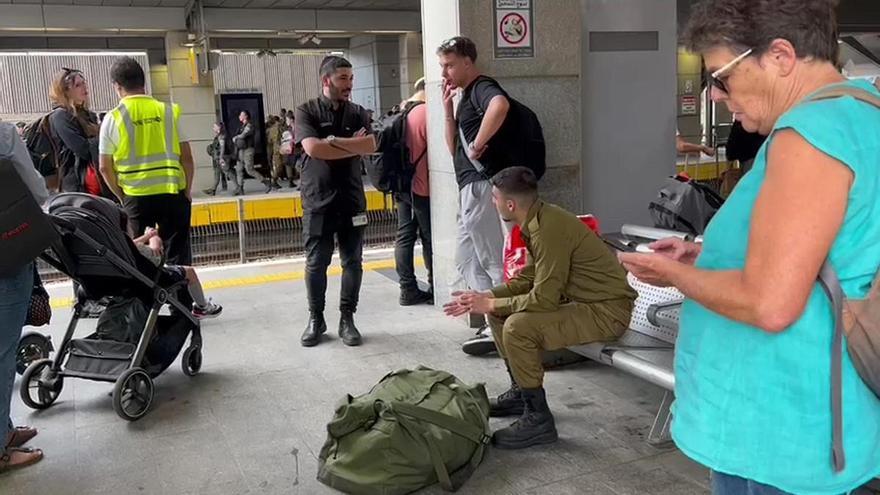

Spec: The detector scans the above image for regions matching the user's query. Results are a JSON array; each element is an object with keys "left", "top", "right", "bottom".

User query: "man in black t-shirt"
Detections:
[
  {"left": 437, "top": 36, "right": 516, "bottom": 355},
  {"left": 295, "top": 56, "right": 377, "bottom": 348}
]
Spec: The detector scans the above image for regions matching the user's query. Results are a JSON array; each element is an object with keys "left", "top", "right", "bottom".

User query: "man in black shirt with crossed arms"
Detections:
[{"left": 295, "top": 56, "right": 377, "bottom": 347}]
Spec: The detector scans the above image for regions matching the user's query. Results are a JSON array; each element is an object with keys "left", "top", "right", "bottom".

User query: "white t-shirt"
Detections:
[{"left": 99, "top": 96, "right": 188, "bottom": 156}]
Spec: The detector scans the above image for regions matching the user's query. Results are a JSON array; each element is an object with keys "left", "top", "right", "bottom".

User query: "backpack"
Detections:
[
  {"left": 368, "top": 101, "right": 426, "bottom": 194},
  {"left": 22, "top": 114, "right": 60, "bottom": 178},
  {"left": 0, "top": 158, "right": 58, "bottom": 277},
  {"left": 465, "top": 76, "right": 546, "bottom": 180},
  {"left": 317, "top": 367, "right": 491, "bottom": 494},
  {"left": 648, "top": 174, "right": 724, "bottom": 235}
]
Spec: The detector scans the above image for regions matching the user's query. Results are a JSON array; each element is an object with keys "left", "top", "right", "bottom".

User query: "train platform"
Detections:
[{"left": 8, "top": 250, "right": 710, "bottom": 495}]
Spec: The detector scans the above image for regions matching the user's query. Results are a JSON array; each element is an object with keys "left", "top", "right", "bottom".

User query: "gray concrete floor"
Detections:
[{"left": 6, "top": 252, "right": 710, "bottom": 495}]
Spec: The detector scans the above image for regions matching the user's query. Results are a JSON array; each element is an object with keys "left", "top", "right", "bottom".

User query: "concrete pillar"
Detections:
[
  {"left": 350, "top": 35, "right": 379, "bottom": 111},
  {"left": 421, "top": 0, "right": 582, "bottom": 305},
  {"left": 399, "top": 32, "right": 424, "bottom": 100},
  {"left": 421, "top": 0, "right": 463, "bottom": 307},
  {"left": 375, "top": 35, "right": 403, "bottom": 112},
  {"left": 580, "top": 0, "right": 677, "bottom": 229},
  {"left": 147, "top": 48, "right": 171, "bottom": 104},
  {"left": 349, "top": 35, "right": 402, "bottom": 114},
  {"left": 165, "top": 31, "right": 217, "bottom": 192},
  {"left": 150, "top": 65, "right": 171, "bottom": 104}
]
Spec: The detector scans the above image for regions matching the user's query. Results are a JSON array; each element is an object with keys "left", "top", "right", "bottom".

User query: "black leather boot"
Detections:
[
  {"left": 399, "top": 287, "right": 434, "bottom": 306},
  {"left": 492, "top": 387, "right": 558, "bottom": 449},
  {"left": 301, "top": 312, "right": 327, "bottom": 347},
  {"left": 489, "top": 361, "right": 524, "bottom": 417},
  {"left": 339, "top": 311, "right": 362, "bottom": 346}
]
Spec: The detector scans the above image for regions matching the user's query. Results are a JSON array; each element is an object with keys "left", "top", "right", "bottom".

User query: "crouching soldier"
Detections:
[{"left": 444, "top": 166, "right": 637, "bottom": 449}]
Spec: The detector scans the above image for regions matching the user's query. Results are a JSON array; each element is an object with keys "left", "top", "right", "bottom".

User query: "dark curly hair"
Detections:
[{"left": 682, "top": 0, "right": 840, "bottom": 63}]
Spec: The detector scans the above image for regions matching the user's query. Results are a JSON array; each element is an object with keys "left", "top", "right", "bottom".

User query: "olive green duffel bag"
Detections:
[{"left": 317, "top": 367, "right": 491, "bottom": 494}]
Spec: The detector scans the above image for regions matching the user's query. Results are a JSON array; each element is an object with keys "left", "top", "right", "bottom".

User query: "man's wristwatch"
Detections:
[{"left": 326, "top": 135, "right": 337, "bottom": 143}]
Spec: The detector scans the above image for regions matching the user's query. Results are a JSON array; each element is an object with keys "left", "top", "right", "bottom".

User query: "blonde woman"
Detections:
[{"left": 48, "top": 67, "right": 103, "bottom": 195}]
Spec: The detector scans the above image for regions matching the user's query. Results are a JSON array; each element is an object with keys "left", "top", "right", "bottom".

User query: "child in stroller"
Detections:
[
  {"left": 19, "top": 193, "right": 204, "bottom": 421},
  {"left": 132, "top": 227, "right": 222, "bottom": 320}
]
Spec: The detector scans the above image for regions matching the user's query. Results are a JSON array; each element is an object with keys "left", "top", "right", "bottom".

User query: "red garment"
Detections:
[
  {"left": 83, "top": 164, "right": 102, "bottom": 196},
  {"left": 503, "top": 214, "right": 600, "bottom": 282}
]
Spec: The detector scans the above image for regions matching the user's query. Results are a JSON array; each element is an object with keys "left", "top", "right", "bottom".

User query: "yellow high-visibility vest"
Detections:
[{"left": 109, "top": 95, "right": 185, "bottom": 197}]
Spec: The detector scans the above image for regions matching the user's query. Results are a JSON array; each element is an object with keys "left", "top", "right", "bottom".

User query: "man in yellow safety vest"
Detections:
[{"left": 99, "top": 56, "right": 195, "bottom": 265}]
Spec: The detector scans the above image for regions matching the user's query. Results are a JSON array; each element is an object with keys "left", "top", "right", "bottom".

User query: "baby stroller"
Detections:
[{"left": 19, "top": 193, "right": 203, "bottom": 421}]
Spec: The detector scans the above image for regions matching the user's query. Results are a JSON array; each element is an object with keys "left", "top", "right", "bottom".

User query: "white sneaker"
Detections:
[{"left": 193, "top": 299, "right": 223, "bottom": 319}]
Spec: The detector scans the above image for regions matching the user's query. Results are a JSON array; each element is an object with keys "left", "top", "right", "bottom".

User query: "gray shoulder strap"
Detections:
[
  {"left": 809, "top": 79, "right": 880, "bottom": 473},
  {"left": 807, "top": 85, "right": 880, "bottom": 110},
  {"left": 817, "top": 260, "right": 846, "bottom": 472},
  {"left": 457, "top": 126, "right": 488, "bottom": 176}
]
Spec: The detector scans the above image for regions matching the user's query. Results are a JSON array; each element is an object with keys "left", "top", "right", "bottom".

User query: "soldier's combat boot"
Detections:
[
  {"left": 489, "top": 361, "right": 524, "bottom": 417},
  {"left": 492, "top": 387, "right": 558, "bottom": 449}
]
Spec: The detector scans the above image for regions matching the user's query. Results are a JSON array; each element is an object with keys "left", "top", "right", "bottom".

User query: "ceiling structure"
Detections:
[
  {"left": 200, "top": 0, "right": 419, "bottom": 9},
  {"left": 0, "top": 0, "right": 422, "bottom": 37},
  {"left": 0, "top": 0, "right": 418, "bottom": 8}
]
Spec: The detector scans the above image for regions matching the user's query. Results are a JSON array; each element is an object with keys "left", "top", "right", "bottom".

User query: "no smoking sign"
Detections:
[
  {"left": 500, "top": 12, "right": 528, "bottom": 45},
  {"left": 494, "top": 0, "right": 534, "bottom": 58}
]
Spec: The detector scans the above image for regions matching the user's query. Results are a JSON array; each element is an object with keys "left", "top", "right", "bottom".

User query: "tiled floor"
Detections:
[{"left": 6, "top": 256, "right": 709, "bottom": 495}]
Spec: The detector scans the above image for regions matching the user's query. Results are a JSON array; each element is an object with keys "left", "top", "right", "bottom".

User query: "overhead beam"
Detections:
[
  {"left": 0, "top": 36, "right": 165, "bottom": 50},
  {"left": 211, "top": 37, "right": 349, "bottom": 50},
  {"left": 203, "top": 8, "right": 421, "bottom": 33},
  {"left": 0, "top": 6, "right": 420, "bottom": 36},
  {"left": 0, "top": 5, "right": 186, "bottom": 32}
]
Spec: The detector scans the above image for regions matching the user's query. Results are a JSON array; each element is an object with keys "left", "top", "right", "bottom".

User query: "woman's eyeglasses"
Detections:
[{"left": 709, "top": 48, "right": 753, "bottom": 94}]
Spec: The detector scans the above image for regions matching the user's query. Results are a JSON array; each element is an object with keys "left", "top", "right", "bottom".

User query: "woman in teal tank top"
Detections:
[{"left": 619, "top": 1, "right": 880, "bottom": 494}]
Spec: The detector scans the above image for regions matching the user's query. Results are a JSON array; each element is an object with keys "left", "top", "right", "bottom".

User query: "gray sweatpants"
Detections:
[{"left": 455, "top": 180, "right": 505, "bottom": 291}]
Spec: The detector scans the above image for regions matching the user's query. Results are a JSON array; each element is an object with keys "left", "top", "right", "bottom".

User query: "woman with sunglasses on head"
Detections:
[
  {"left": 48, "top": 68, "right": 106, "bottom": 197},
  {"left": 619, "top": 1, "right": 880, "bottom": 494}
]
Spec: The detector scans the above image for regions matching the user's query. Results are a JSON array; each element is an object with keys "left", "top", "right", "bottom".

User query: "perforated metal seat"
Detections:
[{"left": 568, "top": 273, "right": 684, "bottom": 444}]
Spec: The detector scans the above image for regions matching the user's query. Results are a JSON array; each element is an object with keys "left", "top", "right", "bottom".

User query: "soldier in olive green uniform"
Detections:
[
  {"left": 445, "top": 166, "right": 636, "bottom": 449},
  {"left": 266, "top": 116, "right": 284, "bottom": 190}
]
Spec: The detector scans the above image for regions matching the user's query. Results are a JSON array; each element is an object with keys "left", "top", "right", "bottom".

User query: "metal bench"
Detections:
[{"left": 568, "top": 225, "right": 689, "bottom": 445}]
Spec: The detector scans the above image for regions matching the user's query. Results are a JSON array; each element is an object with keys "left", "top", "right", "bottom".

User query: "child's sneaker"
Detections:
[{"left": 193, "top": 300, "right": 222, "bottom": 319}]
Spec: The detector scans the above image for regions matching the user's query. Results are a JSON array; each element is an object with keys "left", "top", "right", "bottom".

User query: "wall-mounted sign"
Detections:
[
  {"left": 494, "top": 0, "right": 534, "bottom": 59},
  {"left": 680, "top": 95, "right": 698, "bottom": 115}
]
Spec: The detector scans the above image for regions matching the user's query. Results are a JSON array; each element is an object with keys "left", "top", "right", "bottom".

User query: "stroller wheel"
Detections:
[
  {"left": 181, "top": 345, "right": 202, "bottom": 377},
  {"left": 16, "top": 333, "right": 52, "bottom": 375},
  {"left": 112, "top": 368, "right": 154, "bottom": 421},
  {"left": 20, "top": 359, "right": 63, "bottom": 410}
]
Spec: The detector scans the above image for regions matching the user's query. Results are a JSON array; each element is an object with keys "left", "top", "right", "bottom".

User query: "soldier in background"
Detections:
[{"left": 266, "top": 115, "right": 284, "bottom": 191}]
